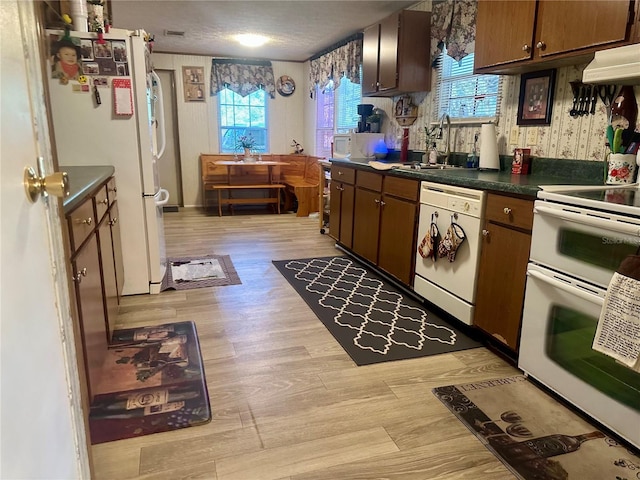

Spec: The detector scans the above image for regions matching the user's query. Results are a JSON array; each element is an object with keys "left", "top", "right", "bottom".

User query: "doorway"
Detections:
[{"left": 157, "top": 69, "right": 183, "bottom": 209}]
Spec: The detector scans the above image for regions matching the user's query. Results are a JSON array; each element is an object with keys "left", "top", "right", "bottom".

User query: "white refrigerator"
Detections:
[{"left": 47, "top": 28, "right": 169, "bottom": 295}]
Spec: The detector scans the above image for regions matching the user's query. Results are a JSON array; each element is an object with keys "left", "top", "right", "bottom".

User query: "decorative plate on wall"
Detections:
[{"left": 276, "top": 75, "right": 295, "bottom": 96}]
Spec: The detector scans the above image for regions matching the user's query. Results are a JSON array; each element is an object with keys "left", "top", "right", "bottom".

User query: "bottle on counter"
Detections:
[{"left": 610, "top": 85, "right": 637, "bottom": 131}]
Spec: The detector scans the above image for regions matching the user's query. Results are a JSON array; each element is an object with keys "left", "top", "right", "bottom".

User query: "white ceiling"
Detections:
[{"left": 110, "top": 1, "right": 418, "bottom": 62}]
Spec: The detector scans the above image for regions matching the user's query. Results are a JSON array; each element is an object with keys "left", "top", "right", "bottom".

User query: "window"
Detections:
[
  {"left": 218, "top": 88, "right": 268, "bottom": 153},
  {"left": 435, "top": 46, "right": 501, "bottom": 122},
  {"left": 315, "top": 75, "right": 362, "bottom": 157}
]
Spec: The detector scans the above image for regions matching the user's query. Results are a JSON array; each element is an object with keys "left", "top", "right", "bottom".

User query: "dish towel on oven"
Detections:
[{"left": 592, "top": 254, "right": 640, "bottom": 372}]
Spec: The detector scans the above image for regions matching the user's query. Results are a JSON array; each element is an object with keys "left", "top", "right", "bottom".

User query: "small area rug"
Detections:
[
  {"left": 161, "top": 254, "right": 241, "bottom": 291},
  {"left": 89, "top": 321, "right": 211, "bottom": 444},
  {"left": 433, "top": 374, "right": 640, "bottom": 479},
  {"left": 272, "top": 256, "right": 481, "bottom": 365}
]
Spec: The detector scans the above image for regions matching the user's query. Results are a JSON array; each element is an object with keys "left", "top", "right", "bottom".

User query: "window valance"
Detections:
[
  {"left": 431, "top": 0, "right": 477, "bottom": 65},
  {"left": 210, "top": 58, "right": 276, "bottom": 99},
  {"left": 309, "top": 34, "right": 363, "bottom": 97}
]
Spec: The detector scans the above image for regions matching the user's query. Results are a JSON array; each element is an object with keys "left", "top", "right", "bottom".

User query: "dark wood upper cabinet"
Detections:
[
  {"left": 362, "top": 10, "right": 431, "bottom": 97},
  {"left": 474, "top": 0, "right": 637, "bottom": 74}
]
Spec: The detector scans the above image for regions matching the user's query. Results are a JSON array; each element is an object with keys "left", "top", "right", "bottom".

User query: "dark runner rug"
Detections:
[
  {"left": 89, "top": 321, "right": 211, "bottom": 444},
  {"left": 161, "top": 254, "right": 241, "bottom": 291},
  {"left": 433, "top": 374, "right": 640, "bottom": 479},
  {"left": 272, "top": 256, "right": 481, "bottom": 365}
]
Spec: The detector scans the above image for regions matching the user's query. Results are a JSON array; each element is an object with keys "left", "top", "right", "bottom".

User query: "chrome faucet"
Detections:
[{"left": 437, "top": 114, "right": 451, "bottom": 166}]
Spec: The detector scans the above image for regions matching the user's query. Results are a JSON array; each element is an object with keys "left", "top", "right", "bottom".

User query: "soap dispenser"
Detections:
[
  {"left": 467, "top": 133, "right": 479, "bottom": 168},
  {"left": 428, "top": 142, "right": 438, "bottom": 165}
]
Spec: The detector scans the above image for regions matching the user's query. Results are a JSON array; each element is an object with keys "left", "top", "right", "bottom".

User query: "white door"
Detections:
[
  {"left": 156, "top": 69, "right": 182, "bottom": 207},
  {"left": 0, "top": 1, "right": 90, "bottom": 478}
]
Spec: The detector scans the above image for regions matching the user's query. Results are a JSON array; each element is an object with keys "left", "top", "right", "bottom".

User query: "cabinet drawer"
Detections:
[
  {"left": 106, "top": 177, "right": 117, "bottom": 205},
  {"left": 383, "top": 176, "right": 418, "bottom": 202},
  {"left": 95, "top": 184, "right": 109, "bottom": 222},
  {"left": 68, "top": 197, "right": 95, "bottom": 253},
  {"left": 485, "top": 193, "right": 534, "bottom": 231},
  {"left": 356, "top": 170, "right": 383, "bottom": 192},
  {"left": 331, "top": 166, "right": 356, "bottom": 185}
]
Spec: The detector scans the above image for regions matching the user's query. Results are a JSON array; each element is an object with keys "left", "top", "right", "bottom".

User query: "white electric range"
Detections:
[{"left": 519, "top": 183, "right": 640, "bottom": 449}]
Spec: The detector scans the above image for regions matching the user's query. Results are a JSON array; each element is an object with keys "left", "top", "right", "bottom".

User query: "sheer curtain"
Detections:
[
  {"left": 210, "top": 58, "right": 276, "bottom": 98},
  {"left": 308, "top": 35, "right": 362, "bottom": 98}
]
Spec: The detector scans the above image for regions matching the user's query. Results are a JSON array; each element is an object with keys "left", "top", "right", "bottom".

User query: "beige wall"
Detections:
[{"left": 153, "top": 53, "right": 305, "bottom": 207}]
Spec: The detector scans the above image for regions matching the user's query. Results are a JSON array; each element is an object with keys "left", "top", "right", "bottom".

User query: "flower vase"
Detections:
[{"left": 243, "top": 147, "right": 255, "bottom": 162}]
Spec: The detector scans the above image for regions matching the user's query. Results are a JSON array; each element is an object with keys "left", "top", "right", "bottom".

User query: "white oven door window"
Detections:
[
  {"left": 530, "top": 201, "right": 640, "bottom": 287},
  {"left": 520, "top": 264, "right": 640, "bottom": 446}
]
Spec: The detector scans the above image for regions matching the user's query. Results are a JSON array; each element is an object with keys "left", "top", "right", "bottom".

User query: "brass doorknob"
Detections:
[{"left": 24, "top": 166, "right": 69, "bottom": 203}]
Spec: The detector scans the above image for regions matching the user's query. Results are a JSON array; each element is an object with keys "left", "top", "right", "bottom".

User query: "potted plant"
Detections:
[{"left": 367, "top": 111, "right": 382, "bottom": 133}]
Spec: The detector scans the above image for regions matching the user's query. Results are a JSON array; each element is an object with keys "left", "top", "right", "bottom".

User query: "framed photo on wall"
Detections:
[
  {"left": 182, "top": 66, "right": 205, "bottom": 102},
  {"left": 517, "top": 69, "right": 556, "bottom": 126}
]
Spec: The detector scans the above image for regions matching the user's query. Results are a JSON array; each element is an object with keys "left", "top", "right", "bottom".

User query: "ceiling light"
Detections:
[{"left": 234, "top": 34, "right": 269, "bottom": 47}]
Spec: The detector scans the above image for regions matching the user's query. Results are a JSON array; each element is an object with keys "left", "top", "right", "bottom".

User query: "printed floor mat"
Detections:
[
  {"left": 161, "top": 255, "right": 241, "bottom": 291},
  {"left": 272, "top": 256, "right": 481, "bottom": 366},
  {"left": 433, "top": 374, "right": 640, "bottom": 479},
  {"left": 89, "top": 321, "right": 211, "bottom": 444}
]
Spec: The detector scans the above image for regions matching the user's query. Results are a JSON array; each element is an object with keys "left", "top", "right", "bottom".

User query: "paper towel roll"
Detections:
[{"left": 479, "top": 124, "right": 500, "bottom": 170}]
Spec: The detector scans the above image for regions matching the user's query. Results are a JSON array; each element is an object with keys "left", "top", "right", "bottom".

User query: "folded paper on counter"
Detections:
[{"left": 592, "top": 255, "right": 640, "bottom": 372}]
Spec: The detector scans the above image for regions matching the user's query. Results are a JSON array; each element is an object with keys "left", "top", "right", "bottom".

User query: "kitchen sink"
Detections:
[{"left": 419, "top": 164, "right": 464, "bottom": 170}]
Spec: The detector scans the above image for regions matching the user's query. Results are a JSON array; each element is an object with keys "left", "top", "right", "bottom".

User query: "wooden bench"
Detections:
[
  {"left": 275, "top": 154, "right": 322, "bottom": 217},
  {"left": 209, "top": 183, "right": 285, "bottom": 217},
  {"left": 200, "top": 153, "right": 324, "bottom": 216}
]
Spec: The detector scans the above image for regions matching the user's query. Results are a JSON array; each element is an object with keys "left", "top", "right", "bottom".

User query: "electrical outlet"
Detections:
[
  {"left": 509, "top": 126, "right": 519, "bottom": 145},
  {"left": 526, "top": 128, "right": 538, "bottom": 145}
]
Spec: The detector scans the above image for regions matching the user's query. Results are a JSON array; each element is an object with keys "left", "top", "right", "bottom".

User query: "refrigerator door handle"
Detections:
[
  {"left": 151, "top": 70, "right": 166, "bottom": 159},
  {"left": 155, "top": 188, "right": 170, "bottom": 206}
]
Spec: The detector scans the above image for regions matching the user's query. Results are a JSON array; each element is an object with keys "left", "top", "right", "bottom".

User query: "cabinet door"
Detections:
[
  {"left": 378, "top": 195, "right": 417, "bottom": 284},
  {"left": 362, "top": 23, "right": 380, "bottom": 95},
  {"left": 475, "top": 0, "right": 536, "bottom": 70},
  {"left": 73, "top": 234, "right": 108, "bottom": 399},
  {"left": 378, "top": 12, "right": 400, "bottom": 93},
  {"left": 353, "top": 187, "right": 381, "bottom": 264},
  {"left": 110, "top": 202, "right": 124, "bottom": 300},
  {"left": 535, "top": 0, "right": 630, "bottom": 58},
  {"left": 329, "top": 181, "right": 342, "bottom": 242},
  {"left": 474, "top": 222, "right": 532, "bottom": 351},
  {"left": 339, "top": 184, "right": 355, "bottom": 248},
  {"left": 98, "top": 215, "right": 117, "bottom": 341}
]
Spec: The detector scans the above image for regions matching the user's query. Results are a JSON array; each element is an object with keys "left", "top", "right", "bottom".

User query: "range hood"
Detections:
[{"left": 582, "top": 43, "right": 640, "bottom": 84}]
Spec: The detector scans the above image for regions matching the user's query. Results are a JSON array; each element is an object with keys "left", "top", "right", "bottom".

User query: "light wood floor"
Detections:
[{"left": 92, "top": 207, "right": 519, "bottom": 480}]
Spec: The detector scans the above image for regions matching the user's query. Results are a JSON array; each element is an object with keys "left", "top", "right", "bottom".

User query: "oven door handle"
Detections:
[
  {"left": 527, "top": 268, "right": 604, "bottom": 306},
  {"left": 534, "top": 205, "right": 640, "bottom": 237}
]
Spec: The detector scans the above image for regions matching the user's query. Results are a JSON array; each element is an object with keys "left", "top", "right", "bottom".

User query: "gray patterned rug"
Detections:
[
  {"left": 161, "top": 255, "right": 241, "bottom": 291},
  {"left": 272, "top": 256, "right": 481, "bottom": 365}
]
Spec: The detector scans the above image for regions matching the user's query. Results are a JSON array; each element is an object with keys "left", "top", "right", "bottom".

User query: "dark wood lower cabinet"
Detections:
[
  {"left": 474, "top": 193, "right": 534, "bottom": 352},
  {"left": 351, "top": 170, "right": 418, "bottom": 285}
]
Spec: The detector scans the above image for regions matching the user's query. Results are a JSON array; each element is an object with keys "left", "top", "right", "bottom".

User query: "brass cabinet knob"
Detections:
[
  {"left": 536, "top": 41, "right": 545, "bottom": 49},
  {"left": 503, "top": 207, "right": 512, "bottom": 215},
  {"left": 522, "top": 44, "right": 530, "bottom": 52},
  {"left": 81, "top": 217, "right": 93, "bottom": 226},
  {"left": 482, "top": 229, "right": 490, "bottom": 237}
]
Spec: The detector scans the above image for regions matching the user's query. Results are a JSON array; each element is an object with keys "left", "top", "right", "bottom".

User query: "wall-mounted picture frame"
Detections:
[
  {"left": 517, "top": 69, "right": 556, "bottom": 126},
  {"left": 182, "top": 66, "right": 205, "bottom": 102}
]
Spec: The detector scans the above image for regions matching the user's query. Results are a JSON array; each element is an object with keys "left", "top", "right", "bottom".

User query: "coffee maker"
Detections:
[{"left": 357, "top": 104, "right": 374, "bottom": 132}]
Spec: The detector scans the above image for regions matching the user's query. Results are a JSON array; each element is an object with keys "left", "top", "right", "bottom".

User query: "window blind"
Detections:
[{"left": 434, "top": 47, "right": 502, "bottom": 123}]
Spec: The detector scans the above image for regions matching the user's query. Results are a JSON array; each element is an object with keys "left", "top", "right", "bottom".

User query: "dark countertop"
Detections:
[
  {"left": 61, "top": 165, "right": 114, "bottom": 213},
  {"left": 330, "top": 157, "right": 605, "bottom": 198}
]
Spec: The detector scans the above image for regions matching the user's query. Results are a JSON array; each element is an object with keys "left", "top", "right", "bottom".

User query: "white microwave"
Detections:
[
  {"left": 332, "top": 133, "right": 385, "bottom": 159},
  {"left": 332, "top": 134, "right": 351, "bottom": 158}
]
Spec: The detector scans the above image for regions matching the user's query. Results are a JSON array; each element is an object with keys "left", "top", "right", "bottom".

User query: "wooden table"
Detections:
[{"left": 212, "top": 160, "right": 288, "bottom": 216}]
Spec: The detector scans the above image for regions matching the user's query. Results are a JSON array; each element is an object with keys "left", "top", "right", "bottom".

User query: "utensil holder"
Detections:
[{"left": 606, "top": 153, "right": 637, "bottom": 184}]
